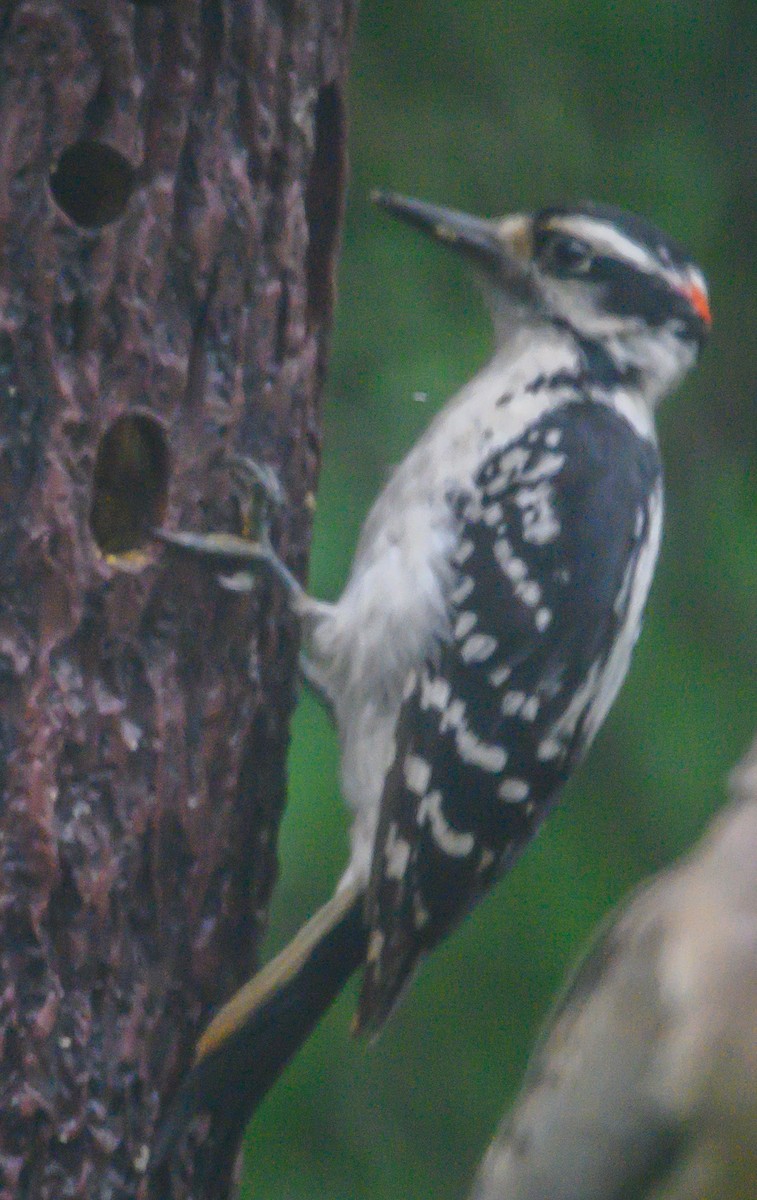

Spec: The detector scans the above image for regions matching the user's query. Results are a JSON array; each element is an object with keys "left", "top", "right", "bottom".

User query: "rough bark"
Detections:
[{"left": 0, "top": 2, "right": 354, "bottom": 1197}]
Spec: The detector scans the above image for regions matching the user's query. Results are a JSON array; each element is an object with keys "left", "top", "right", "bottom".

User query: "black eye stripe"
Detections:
[
  {"left": 588, "top": 256, "right": 703, "bottom": 334},
  {"left": 531, "top": 212, "right": 708, "bottom": 344}
]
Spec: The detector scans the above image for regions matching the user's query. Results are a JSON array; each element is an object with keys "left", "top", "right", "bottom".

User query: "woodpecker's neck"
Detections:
[
  {"left": 490, "top": 303, "right": 691, "bottom": 431},
  {"left": 593, "top": 322, "right": 699, "bottom": 409},
  {"left": 486, "top": 321, "right": 582, "bottom": 399}
]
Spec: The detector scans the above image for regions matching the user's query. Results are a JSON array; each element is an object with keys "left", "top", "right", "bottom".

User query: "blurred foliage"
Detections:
[{"left": 243, "top": 1, "right": 756, "bottom": 1197}]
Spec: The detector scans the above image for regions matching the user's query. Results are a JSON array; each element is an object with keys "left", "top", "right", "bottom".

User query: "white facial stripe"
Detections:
[{"left": 545, "top": 215, "right": 659, "bottom": 274}]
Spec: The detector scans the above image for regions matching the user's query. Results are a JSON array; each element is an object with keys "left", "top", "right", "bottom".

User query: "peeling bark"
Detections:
[{"left": 0, "top": 2, "right": 354, "bottom": 1197}]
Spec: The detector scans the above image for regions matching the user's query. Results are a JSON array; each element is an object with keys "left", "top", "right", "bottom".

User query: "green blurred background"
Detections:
[{"left": 244, "top": 2, "right": 756, "bottom": 1196}]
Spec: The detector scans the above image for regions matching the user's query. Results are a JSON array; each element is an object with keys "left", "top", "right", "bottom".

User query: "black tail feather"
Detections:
[{"left": 151, "top": 886, "right": 366, "bottom": 1171}]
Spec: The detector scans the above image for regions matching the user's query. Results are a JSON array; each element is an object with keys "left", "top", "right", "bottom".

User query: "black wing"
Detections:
[{"left": 356, "top": 398, "right": 662, "bottom": 1032}]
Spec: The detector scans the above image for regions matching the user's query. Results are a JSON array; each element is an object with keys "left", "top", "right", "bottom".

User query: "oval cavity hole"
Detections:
[{"left": 90, "top": 413, "right": 169, "bottom": 557}]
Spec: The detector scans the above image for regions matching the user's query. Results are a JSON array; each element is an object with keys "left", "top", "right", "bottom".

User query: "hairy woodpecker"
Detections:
[
  {"left": 469, "top": 746, "right": 757, "bottom": 1200},
  {"left": 153, "top": 194, "right": 710, "bottom": 1159}
]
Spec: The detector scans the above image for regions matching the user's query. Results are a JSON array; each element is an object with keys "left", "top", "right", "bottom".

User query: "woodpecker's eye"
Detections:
[{"left": 542, "top": 234, "right": 594, "bottom": 276}]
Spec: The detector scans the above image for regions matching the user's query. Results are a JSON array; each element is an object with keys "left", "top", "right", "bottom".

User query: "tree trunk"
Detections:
[{"left": 0, "top": 2, "right": 354, "bottom": 1197}]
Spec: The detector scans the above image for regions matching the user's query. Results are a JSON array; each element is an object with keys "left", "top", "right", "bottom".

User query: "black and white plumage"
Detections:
[
  {"left": 360, "top": 399, "right": 662, "bottom": 1020},
  {"left": 154, "top": 193, "right": 710, "bottom": 1159}
]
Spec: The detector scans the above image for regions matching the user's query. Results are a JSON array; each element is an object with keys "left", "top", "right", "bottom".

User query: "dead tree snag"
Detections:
[{"left": 0, "top": 2, "right": 354, "bottom": 1197}]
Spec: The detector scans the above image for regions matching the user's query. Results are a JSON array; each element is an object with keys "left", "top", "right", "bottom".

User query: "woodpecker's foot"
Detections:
[
  {"left": 155, "top": 453, "right": 306, "bottom": 599},
  {"left": 226, "top": 453, "right": 286, "bottom": 542},
  {"left": 156, "top": 525, "right": 306, "bottom": 604}
]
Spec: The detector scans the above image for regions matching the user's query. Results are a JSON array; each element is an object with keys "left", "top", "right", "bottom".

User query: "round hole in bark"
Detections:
[
  {"left": 90, "top": 414, "right": 169, "bottom": 557},
  {"left": 50, "top": 141, "right": 135, "bottom": 229}
]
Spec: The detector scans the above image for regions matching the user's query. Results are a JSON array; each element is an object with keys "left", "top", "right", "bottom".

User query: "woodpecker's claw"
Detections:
[
  {"left": 154, "top": 453, "right": 306, "bottom": 597},
  {"left": 226, "top": 454, "right": 286, "bottom": 542},
  {"left": 227, "top": 453, "right": 286, "bottom": 506},
  {"left": 155, "top": 528, "right": 267, "bottom": 560},
  {"left": 156, "top": 526, "right": 305, "bottom": 601}
]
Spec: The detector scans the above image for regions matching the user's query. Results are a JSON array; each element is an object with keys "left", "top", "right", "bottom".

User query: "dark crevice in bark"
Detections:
[{"left": 306, "top": 82, "right": 346, "bottom": 328}]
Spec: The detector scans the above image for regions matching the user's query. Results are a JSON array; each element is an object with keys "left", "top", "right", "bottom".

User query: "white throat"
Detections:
[{"left": 605, "top": 323, "right": 698, "bottom": 409}]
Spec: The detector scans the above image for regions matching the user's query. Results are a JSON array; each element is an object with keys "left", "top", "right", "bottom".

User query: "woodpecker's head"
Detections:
[{"left": 373, "top": 192, "right": 710, "bottom": 405}]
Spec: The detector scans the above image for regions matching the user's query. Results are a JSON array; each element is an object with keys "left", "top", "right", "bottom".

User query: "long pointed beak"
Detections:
[{"left": 372, "top": 190, "right": 504, "bottom": 271}]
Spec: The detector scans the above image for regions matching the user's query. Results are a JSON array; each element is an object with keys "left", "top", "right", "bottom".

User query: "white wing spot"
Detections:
[
  {"left": 484, "top": 446, "right": 529, "bottom": 495},
  {"left": 434, "top": 700, "right": 506, "bottom": 772},
  {"left": 535, "top": 606, "right": 552, "bottom": 631},
  {"left": 454, "top": 610, "right": 477, "bottom": 639},
  {"left": 402, "top": 669, "right": 418, "bottom": 701},
  {"left": 521, "top": 695, "right": 540, "bottom": 721},
  {"left": 515, "top": 483, "right": 543, "bottom": 506},
  {"left": 420, "top": 673, "right": 452, "bottom": 712},
  {"left": 516, "top": 480, "right": 561, "bottom": 545},
  {"left": 489, "top": 663, "right": 512, "bottom": 687},
  {"left": 404, "top": 754, "right": 432, "bottom": 796},
  {"left": 384, "top": 823, "right": 411, "bottom": 880},
  {"left": 498, "top": 778, "right": 530, "bottom": 803},
  {"left": 450, "top": 575, "right": 475, "bottom": 604},
  {"left": 517, "top": 579, "right": 541, "bottom": 607},
  {"left": 367, "top": 929, "right": 385, "bottom": 963},
  {"left": 413, "top": 893, "right": 431, "bottom": 929},
  {"left": 525, "top": 503, "right": 561, "bottom": 544},
  {"left": 439, "top": 698, "right": 466, "bottom": 733},
  {"left": 455, "top": 728, "right": 507, "bottom": 772},
  {"left": 493, "top": 536, "right": 514, "bottom": 570},
  {"left": 545, "top": 429, "right": 562, "bottom": 448},
  {"left": 501, "top": 690, "right": 525, "bottom": 716},
  {"left": 463, "top": 494, "right": 485, "bottom": 523},
  {"left": 417, "top": 790, "right": 475, "bottom": 857},
  {"left": 520, "top": 451, "right": 566, "bottom": 482},
  {"left": 482, "top": 502, "right": 504, "bottom": 527},
  {"left": 477, "top": 847, "right": 496, "bottom": 873},
  {"left": 504, "top": 557, "right": 528, "bottom": 583},
  {"left": 538, "top": 736, "right": 562, "bottom": 761},
  {"left": 454, "top": 539, "right": 474, "bottom": 565},
  {"left": 461, "top": 633, "right": 498, "bottom": 663},
  {"left": 438, "top": 695, "right": 508, "bottom": 772}
]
